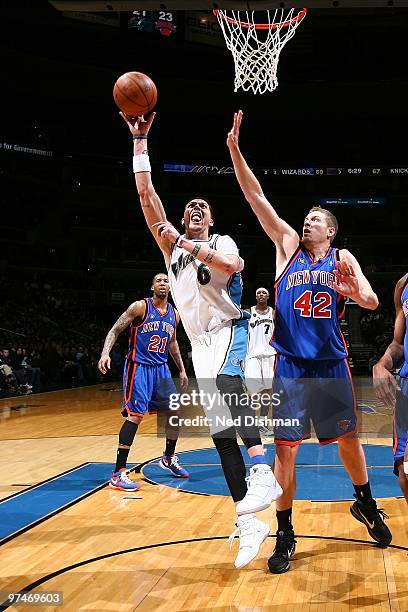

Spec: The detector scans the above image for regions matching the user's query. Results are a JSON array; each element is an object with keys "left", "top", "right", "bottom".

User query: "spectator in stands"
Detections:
[
  {"left": 0, "top": 349, "right": 30, "bottom": 395},
  {"left": 360, "top": 312, "right": 374, "bottom": 343},
  {"left": 19, "top": 347, "right": 42, "bottom": 391},
  {"left": 1, "top": 347, "right": 40, "bottom": 391},
  {"left": 371, "top": 308, "right": 385, "bottom": 336},
  {"left": 61, "top": 346, "right": 86, "bottom": 387}
]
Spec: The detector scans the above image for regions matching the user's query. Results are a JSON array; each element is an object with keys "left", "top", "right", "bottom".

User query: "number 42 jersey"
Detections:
[{"left": 272, "top": 245, "right": 347, "bottom": 361}]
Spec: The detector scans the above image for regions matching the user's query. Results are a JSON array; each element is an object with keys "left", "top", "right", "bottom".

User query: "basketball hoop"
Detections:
[{"left": 214, "top": 9, "right": 307, "bottom": 95}]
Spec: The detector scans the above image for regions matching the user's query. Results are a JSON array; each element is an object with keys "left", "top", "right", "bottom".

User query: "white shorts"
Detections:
[
  {"left": 191, "top": 321, "right": 247, "bottom": 379},
  {"left": 192, "top": 324, "right": 230, "bottom": 380},
  {"left": 245, "top": 355, "right": 276, "bottom": 395},
  {"left": 191, "top": 321, "right": 247, "bottom": 435}
]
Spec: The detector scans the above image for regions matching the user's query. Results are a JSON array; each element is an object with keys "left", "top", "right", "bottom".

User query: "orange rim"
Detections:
[{"left": 213, "top": 8, "right": 307, "bottom": 30}]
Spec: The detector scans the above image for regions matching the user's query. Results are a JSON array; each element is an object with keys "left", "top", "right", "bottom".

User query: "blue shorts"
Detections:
[
  {"left": 122, "top": 360, "right": 177, "bottom": 417},
  {"left": 219, "top": 318, "right": 248, "bottom": 379},
  {"left": 393, "top": 377, "right": 408, "bottom": 475},
  {"left": 273, "top": 355, "right": 357, "bottom": 445}
]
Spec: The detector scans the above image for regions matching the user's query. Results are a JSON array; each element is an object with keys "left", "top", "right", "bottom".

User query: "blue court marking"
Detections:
[
  {"left": 143, "top": 444, "right": 400, "bottom": 500},
  {"left": 0, "top": 463, "right": 136, "bottom": 542}
]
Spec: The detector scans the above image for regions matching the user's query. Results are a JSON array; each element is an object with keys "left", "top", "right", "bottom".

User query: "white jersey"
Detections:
[
  {"left": 168, "top": 234, "right": 245, "bottom": 344},
  {"left": 247, "top": 306, "right": 276, "bottom": 358}
]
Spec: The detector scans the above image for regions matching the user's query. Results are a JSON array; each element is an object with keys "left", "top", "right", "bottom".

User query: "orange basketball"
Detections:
[{"left": 113, "top": 71, "right": 157, "bottom": 117}]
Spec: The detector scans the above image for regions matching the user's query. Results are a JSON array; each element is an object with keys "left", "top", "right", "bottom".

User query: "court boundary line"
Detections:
[
  {"left": 0, "top": 462, "right": 139, "bottom": 547},
  {"left": 1, "top": 534, "right": 406, "bottom": 610},
  {"left": 0, "top": 463, "right": 89, "bottom": 504}
]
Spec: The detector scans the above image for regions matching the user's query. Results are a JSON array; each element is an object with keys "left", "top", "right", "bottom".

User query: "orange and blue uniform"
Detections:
[
  {"left": 271, "top": 245, "right": 356, "bottom": 445},
  {"left": 122, "top": 298, "right": 177, "bottom": 416}
]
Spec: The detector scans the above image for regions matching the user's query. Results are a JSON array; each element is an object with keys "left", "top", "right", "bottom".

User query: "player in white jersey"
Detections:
[
  {"left": 246, "top": 288, "right": 276, "bottom": 392},
  {"left": 120, "top": 111, "right": 282, "bottom": 569},
  {"left": 245, "top": 288, "right": 276, "bottom": 436}
]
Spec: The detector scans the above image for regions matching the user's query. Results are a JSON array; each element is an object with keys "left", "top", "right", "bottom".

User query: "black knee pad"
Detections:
[
  {"left": 212, "top": 432, "right": 247, "bottom": 502},
  {"left": 119, "top": 419, "right": 138, "bottom": 447},
  {"left": 212, "top": 428, "right": 239, "bottom": 452},
  {"left": 241, "top": 436, "right": 263, "bottom": 450},
  {"left": 216, "top": 375, "right": 261, "bottom": 449},
  {"left": 216, "top": 373, "right": 245, "bottom": 396}
]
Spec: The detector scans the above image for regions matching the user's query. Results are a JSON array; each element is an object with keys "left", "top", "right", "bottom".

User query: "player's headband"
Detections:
[{"left": 256, "top": 287, "right": 269, "bottom": 297}]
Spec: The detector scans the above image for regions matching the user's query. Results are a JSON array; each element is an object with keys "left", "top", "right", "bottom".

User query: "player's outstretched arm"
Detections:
[
  {"left": 373, "top": 275, "right": 407, "bottom": 406},
  {"left": 334, "top": 251, "right": 379, "bottom": 310},
  {"left": 168, "top": 311, "right": 188, "bottom": 391},
  {"left": 227, "top": 110, "right": 299, "bottom": 257},
  {"left": 98, "top": 300, "right": 145, "bottom": 374},
  {"left": 120, "top": 112, "right": 172, "bottom": 265}
]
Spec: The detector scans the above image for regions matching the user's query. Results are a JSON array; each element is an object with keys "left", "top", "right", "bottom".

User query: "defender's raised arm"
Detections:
[{"left": 227, "top": 110, "right": 299, "bottom": 267}]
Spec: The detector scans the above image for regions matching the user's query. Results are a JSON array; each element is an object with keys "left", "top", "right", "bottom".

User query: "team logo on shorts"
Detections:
[
  {"left": 338, "top": 419, "right": 351, "bottom": 432},
  {"left": 230, "top": 351, "right": 245, "bottom": 372}
]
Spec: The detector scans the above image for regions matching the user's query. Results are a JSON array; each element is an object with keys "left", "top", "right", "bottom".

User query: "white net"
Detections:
[{"left": 215, "top": 9, "right": 307, "bottom": 95}]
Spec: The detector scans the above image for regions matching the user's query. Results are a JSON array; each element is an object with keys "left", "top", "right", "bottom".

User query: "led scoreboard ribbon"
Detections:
[
  {"left": 164, "top": 163, "right": 408, "bottom": 176},
  {"left": 260, "top": 167, "right": 408, "bottom": 176}
]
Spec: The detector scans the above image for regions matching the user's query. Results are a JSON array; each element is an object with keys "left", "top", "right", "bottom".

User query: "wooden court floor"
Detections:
[{"left": 0, "top": 384, "right": 407, "bottom": 611}]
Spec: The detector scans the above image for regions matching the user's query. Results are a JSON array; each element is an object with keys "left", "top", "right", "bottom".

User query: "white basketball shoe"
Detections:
[
  {"left": 229, "top": 514, "right": 270, "bottom": 569},
  {"left": 236, "top": 465, "right": 282, "bottom": 515}
]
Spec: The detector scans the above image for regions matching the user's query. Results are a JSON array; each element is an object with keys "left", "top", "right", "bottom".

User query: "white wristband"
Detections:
[
  {"left": 404, "top": 461, "right": 408, "bottom": 474},
  {"left": 133, "top": 154, "right": 151, "bottom": 173}
]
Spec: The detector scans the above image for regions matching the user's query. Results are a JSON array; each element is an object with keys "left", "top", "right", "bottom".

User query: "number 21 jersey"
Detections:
[
  {"left": 126, "top": 298, "right": 175, "bottom": 366},
  {"left": 272, "top": 245, "right": 347, "bottom": 360}
]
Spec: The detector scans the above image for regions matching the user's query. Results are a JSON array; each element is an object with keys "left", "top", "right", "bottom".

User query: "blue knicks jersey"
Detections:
[
  {"left": 126, "top": 298, "right": 175, "bottom": 366},
  {"left": 272, "top": 245, "right": 347, "bottom": 360},
  {"left": 399, "top": 279, "right": 408, "bottom": 378}
]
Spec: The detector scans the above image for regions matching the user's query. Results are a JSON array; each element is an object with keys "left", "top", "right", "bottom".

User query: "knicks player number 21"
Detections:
[
  {"left": 148, "top": 335, "right": 168, "bottom": 353},
  {"left": 294, "top": 290, "right": 332, "bottom": 318}
]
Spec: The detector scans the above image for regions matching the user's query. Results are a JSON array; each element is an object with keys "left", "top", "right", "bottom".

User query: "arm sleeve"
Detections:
[{"left": 215, "top": 235, "right": 244, "bottom": 272}]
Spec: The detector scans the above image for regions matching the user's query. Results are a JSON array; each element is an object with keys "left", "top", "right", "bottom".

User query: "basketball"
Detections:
[{"left": 113, "top": 71, "right": 157, "bottom": 117}]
